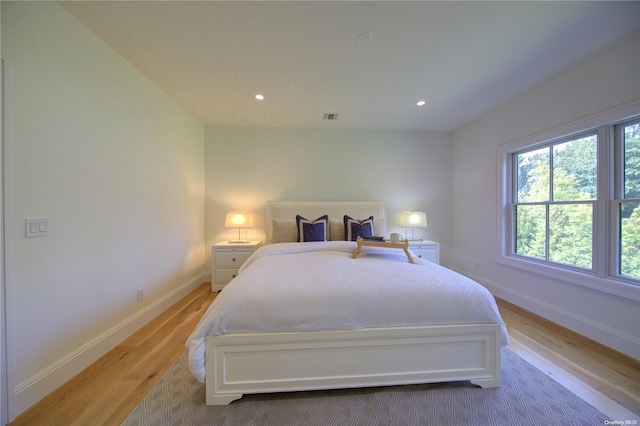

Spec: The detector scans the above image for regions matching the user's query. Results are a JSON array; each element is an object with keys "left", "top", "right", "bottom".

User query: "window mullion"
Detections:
[
  {"left": 595, "top": 126, "right": 611, "bottom": 278},
  {"left": 548, "top": 146, "right": 554, "bottom": 202},
  {"left": 547, "top": 145, "right": 553, "bottom": 263},
  {"left": 545, "top": 204, "right": 550, "bottom": 261},
  {"left": 508, "top": 154, "right": 517, "bottom": 256}
]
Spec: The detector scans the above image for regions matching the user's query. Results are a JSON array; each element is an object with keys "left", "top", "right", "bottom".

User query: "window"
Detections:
[
  {"left": 498, "top": 102, "right": 640, "bottom": 296},
  {"left": 618, "top": 122, "right": 640, "bottom": 280},
  {"left": 514, "top": 134, "right": 597, "bottom": 270}
]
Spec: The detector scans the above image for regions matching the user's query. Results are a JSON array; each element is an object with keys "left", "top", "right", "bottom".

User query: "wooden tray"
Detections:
[{"left": 352, "top": 237, "right": 414, "bottom": 263}]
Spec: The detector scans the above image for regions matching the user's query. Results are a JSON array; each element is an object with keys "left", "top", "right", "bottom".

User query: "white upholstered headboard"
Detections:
[{"left": 266, "top": 200, "right": 386, "bottom": 244}]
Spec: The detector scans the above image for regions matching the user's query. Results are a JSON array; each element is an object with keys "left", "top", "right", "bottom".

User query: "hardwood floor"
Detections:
[
  {"left": 8, "top": 283, "right": 640, "bottom": 425},
  {"left": 497, "top": 299, "right": 639, "bottom": 419},
  {"left": 9, "top": 283, "right": 217, "bottom": 426}
]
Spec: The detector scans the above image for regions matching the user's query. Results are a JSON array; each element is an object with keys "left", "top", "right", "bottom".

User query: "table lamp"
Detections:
[
  {"left": 225, "top": 212, "right": 254, "bottom": 243},
  {"left": 399, "top": 211, "right": 427, "bottom": 241}
]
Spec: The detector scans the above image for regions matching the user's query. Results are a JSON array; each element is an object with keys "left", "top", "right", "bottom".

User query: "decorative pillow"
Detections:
[
  {"left": 296, "top": 215, "right": 329, "bottom": 242},
  {"left": 271, "top": 219, "right": 298, "bottom": 243},
  {"left": 344, "top": 215, "right": 375, "bottom": 241},
  {"left": 329, "top": 219, "right": 344, "bottom": 241}
]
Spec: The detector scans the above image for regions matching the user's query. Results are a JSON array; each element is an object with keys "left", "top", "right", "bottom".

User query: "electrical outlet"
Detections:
[{"left": 137, "top": 287, "right": 144, "bottom": 302}]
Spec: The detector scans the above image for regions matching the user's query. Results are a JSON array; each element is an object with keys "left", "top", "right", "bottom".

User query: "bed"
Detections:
[{"left": 187, "top": 201, "right": 509, "bottom": 405}]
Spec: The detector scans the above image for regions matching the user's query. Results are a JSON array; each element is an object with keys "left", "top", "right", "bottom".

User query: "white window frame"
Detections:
[
  {"left": 497, "top": 100, "right": 640, "bottom": 302},
  {"left": 612, "top": 118, "right": 640, "bottom": 283}
]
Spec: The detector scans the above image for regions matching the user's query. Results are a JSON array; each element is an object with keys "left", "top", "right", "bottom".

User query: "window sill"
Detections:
[{"left": 496, "top": 255, "right": 640, "bottom": 302}]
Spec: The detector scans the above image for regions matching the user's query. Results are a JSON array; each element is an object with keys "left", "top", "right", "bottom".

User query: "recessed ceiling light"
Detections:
[
  {"left": 416, "top": 100, "right": 426, "bottom": 107},
  {"left": 255, "top": 94, "right": 264, "bottom": 100}
]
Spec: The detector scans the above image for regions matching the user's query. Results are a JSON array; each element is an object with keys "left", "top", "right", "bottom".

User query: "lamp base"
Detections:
[{"left": 228, "top": 239, "right": 250, "bottom": 243}]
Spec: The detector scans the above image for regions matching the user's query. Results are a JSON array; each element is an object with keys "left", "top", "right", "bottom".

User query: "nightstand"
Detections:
[
  {"left": 408, "top": 240, "right": 440, "bottom": 264},
  {"left": 211, "top": 241, "right": 262, "bottom": 292}
]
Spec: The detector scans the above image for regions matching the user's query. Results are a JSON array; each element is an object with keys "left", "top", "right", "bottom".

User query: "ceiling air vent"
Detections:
[{"left": 323, "top": 113, "right": 339, "bottom": 121}]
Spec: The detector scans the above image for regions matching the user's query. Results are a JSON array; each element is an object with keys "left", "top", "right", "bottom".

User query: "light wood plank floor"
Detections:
[{"left": 9, "top": 283, "right": 640, "bottom": 425}]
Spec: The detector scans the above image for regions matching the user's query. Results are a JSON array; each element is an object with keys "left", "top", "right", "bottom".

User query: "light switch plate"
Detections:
[{"left": 26, "top": 218, "right": 48, "bottom": 238}]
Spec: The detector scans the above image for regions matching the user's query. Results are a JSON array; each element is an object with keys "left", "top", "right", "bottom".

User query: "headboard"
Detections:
[{"left": 266, "top": 200, "right": 386, "bottom": 244}]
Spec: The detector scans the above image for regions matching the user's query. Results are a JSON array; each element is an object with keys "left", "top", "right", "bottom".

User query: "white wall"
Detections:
[
  {"left": 452, "top": 32, "right": 640, "bottom": 359},
  {"left": 3, "top": 0, "right": 636, "bottom": 421},
  {"left": 205, "top": 126, "right": 452, "bottom": 264},
  {"left": 2, "top": 2, "right": 206, "bottom": 419}
]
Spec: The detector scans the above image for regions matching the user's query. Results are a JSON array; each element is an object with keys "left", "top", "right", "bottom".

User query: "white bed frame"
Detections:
[{"left": 205, "top": 201, "right": 502, "bottom": 405}]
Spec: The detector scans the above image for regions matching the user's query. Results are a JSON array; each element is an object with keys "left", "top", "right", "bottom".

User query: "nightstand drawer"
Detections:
[
  {"left": 215, "top": 251, "right": 252, "bottom": 267},
  {"left": 408, "top": 240, "right": 440, "bottom": 264},
  {"left": 215, "top": 269, "right": 240, "bottom": 284},
  {"left": 412, "top": 246, "right": 437, "bottom": 262},
  {"left": 212, "top": 241, "right": 262, "bottom": 292}
]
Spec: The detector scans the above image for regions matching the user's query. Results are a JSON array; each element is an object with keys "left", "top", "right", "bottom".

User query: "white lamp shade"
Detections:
[
  {"left": 399, "top": 211, "right": 427, "bottom": 228},
  {"left": 224, "top": 212, "right": 254, "bottom": 228}
]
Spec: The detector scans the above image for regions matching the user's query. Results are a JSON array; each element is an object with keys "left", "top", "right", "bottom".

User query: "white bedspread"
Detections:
[{"left": 186, "top": 241, "right": 509, "bottom": 382}]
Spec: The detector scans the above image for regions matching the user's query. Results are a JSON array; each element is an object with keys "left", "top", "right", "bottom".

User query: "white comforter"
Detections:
[{"left": 186, "top": 241, "right": 509, "bottom": 382}]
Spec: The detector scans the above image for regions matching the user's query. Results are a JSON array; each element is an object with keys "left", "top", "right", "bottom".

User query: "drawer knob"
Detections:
[
  {"left": 232, "top": 257, "right": 236, "bottom": 262},
  {"left": 232, "top": 274, "right": 237, "bottom": 278}
]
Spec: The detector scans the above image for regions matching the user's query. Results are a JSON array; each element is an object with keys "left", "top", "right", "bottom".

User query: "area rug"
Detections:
[{"left": 122, "top": 348, "right": 608, "bottom": 425}]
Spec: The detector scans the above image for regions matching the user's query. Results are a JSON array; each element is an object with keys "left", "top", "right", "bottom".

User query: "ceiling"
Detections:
[{"left": 59, "top": 1, "right": 640, "bottom": 132}]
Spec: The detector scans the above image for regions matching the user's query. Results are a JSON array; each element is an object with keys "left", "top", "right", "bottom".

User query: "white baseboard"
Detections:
[
  {"left": 459, "top": 269, "right": 640, "bottom": 361},
  {"left": 10, "top": 272, "right": 209, "bottom": 420}
]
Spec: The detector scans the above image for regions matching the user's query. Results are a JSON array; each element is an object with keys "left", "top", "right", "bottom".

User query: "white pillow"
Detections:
[
  {"left": 329, "top": 219, "right": 344, "bottom": 241},
  {"left": 271, "top": 219, "right": 298, "bottom": 243}
]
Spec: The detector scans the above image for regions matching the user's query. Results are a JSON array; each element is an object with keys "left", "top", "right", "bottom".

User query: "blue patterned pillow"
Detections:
[
  {"left": 344, "top": 215, "right": 375, "bottom": 241},
  {"left": 296, "top": 215, "right": 329, "bottom": 242}
]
